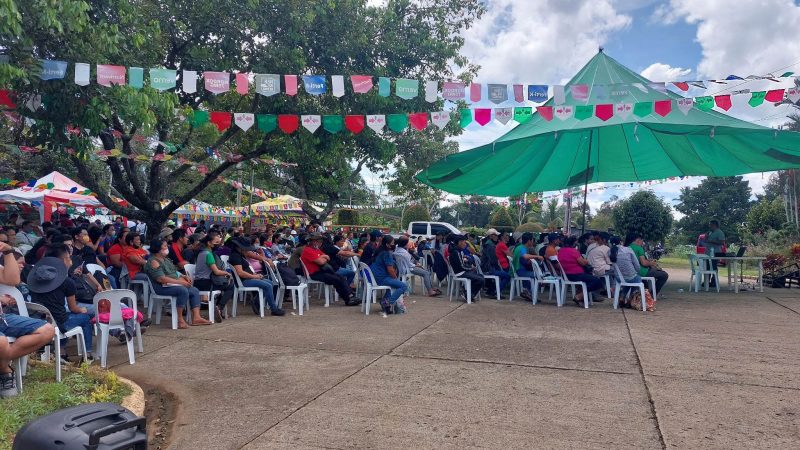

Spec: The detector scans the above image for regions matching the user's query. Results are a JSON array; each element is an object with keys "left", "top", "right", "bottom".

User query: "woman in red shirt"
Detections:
[
  {"left": 557, "top": 236, "right": 604, "bottom": 306},
  {"left": 123, "top": 232, "right": 149, "bottom": 280},
  {"left": 494, "top": 232, "right": 511, "bottom": 270}
]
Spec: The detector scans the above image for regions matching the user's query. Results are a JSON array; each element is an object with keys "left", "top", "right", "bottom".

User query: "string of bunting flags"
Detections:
[{"left": 2, "top": 58, "right": 797, "bottom": 104}]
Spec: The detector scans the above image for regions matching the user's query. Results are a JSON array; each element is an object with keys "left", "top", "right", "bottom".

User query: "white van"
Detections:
[{"left": 407, "top": 221, "right": 461, "bottom": 240}]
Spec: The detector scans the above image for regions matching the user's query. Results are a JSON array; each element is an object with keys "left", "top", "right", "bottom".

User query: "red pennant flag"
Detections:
[
  {"left": 765, "top": 89, "right": 785, "bottom": 103},
  {"left": 654, "top": 99, "right": 672, "bottom": 117},
  {"left": 474, "top": 108, "right": 491, "bottom": 126},
  {"left": 408, "top": 113, "right": 428, "bottom": 131},
  {"left": 344, "top": 115, "right": 365, "bottom": 134},
  {"left": 278, "top": 114, "right": 299, "bottom": 134},
  {"left": 672, "top": 82, "right": 689, "bottom": 92},
  {"left": 595, "top": 104, "right": 613, "bottom": 121},
  {"left": 470, "top": 83, "right": 482, "bottom": 102},
  {"left": 0, "top": 90, "right": 15, "bottom": 108},
  {"left": 209, "top": 112, "right": 231, "bottom": 132},
  {"left": 513, "top": 84, "right": 524, "bottom": 102},
  {"left": 714, "top": 94, "right": 732, "bottom": 111},
  {"left": 236, "top": 73, "right": 249, "bottom": 95},
  {"left": 536, "top": 106, "right": 553, "bottom": 122}
]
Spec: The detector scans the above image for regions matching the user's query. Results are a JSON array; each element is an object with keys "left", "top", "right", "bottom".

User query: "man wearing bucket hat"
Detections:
[{"left": 28, "top": 244, "right": 95, "bottom": 362}]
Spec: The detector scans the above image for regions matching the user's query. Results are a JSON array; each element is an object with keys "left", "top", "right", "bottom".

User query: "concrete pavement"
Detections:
[{"left": 107, "top": 276, "right": 800, "bottom": 449}]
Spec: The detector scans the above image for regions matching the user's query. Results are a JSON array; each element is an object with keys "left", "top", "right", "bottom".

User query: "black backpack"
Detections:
[{"left": 277, "top": 263, "right": 301, "bottom": 286}]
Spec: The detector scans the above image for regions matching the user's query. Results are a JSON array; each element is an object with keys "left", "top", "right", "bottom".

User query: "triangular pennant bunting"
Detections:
[
  {"left": 474, "top": 108, "right": 491, "bottom": 126},
  {"left": 677, "top": 98, "right": 693, "bottom": 115},
  {"left": 749, "top": 91, "right": 766, "bottom": 107},
  {"left": 513, "top": 84, "right": 524, "bottom": 102},
  {"left": 378, "top": 77, "right": 390, "bottom": 97},
  {"left": 765, "top": 89, "right": 785, "bottom": 103},
  {"left": 672, "top": 82, "right": 689, "bottom": 92},
  {"left": 554, "top": 105, "right": 573, "bottom": 121},
  {"left": 527, "top": 85, "right": 548, "bottom": 103},
  {"left": 654, "top": 99, "right": 672, "bottom": 117},
  {"left": 513, "top": 107, "right": 533, "bottom": 123},
  {"left": 431, "top": 111, "right": 450, "bottom": 129},
  {"left": 331, "top": 75, "right": 345, "bottom": 97},
  {"left": 459, "top": 109, "right": 473, "bottom": 128},
  {"left": 574, "top": 105, "right": 593, "bottom": 121},
  {"left": 571, "top": 84, "right": 589, "bottom": 101},
  {"left": 788, "top": 88, "right": 800, "bottom": 103},
  {"left": 553, "top": 85, "right": 565, "bottom": 105},
  {"left": 234, "top": 113, "right": 254, "bottom": 131},
  {"left": 537, "top": 106, "right": 553, "bottom": 122},
  {"left": 191, "top": 110, "right": 209, "bottom": 126},
  {"left": 40, "top": 60, "right": 67, "bottom": 80},
  {"left": 595, "top": 104, "right": 613, "bottom": 121},
  {"left": 323, "top": 115, "right": 344, "bottom": 133},
  {"left": 236, "top": 72, "right": 249, "bottom": 95},
  {"left": 255, "top": 74, "right": 280, "bottom": 96},
  {"left": 494, "top": 107, "right": 512, "bottom": 124},
  {"left": 182, "top": 70, "right": 197, "bottom": 93},
  {"left": 695, "top": 96, "right": 714, "bottom": 111},
  {"left": 395, "top": 78, "right": 419, "bottom": 99},
  {"left": 442, "top": 82, "right": 465, "bottom": 101},
  {"left": 97, "top": 64, "right": 126, "bottom": 86},
  {"left": 301, "top": 115, "right": 321, "bottom": 133},
  {"left": 284, "top": 75, "right": 298, "bottom": 96},
  {"left": 425, "top": 80, "right": 438, "bottom": 102},
  {"left": 150, "top": 68, "right": 177, "bottom": 91},
  {"left": 303, "top": 75, "right": 326, "bottom": 95},
  {"left": 256, "top": 114, "right": 277, "bottom": 133},
  {"left": 74, "top": 63, "right": 90, "bottom": 86},
  {"left": 714, "top": 94, "right": 732, "bottom": 111},
  {"left": 209, "top": 111, "right": 231, "bottom": 132},
  {"left": 344, "top": 115, "right": 365, "bottom": 134},
  {"left": 128, "top": 67, "right": 144, "bottom": 89},
  {"left": 488, "top": 84, "right": 508, "bottom": 104},
  {"left": 366, "top": 114, "right": 386, "bottom": 132},
  {"left": 204, "top": 71, "right": 230, "bottom": 94},
  {"left": 409, "top": 112, "right": 428, "bottom": 130},
  {"left": 387, "top": 114, "right": 409, "bottom": 132},
  {"left": 278, "top": 114, "right": 299, "bottom": 133},
  {"left": 351, "top": 75, "right": 373, "bottom": 94},
  {"left": 633, "top": 101, "right": 653, "bottom": 118},
  {"left": 470, "top": 83, "right": 482, "bottom": 102}
]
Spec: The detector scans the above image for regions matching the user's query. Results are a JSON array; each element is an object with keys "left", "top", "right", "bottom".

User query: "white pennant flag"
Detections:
[
  {"left": 788, "top": 88, "right": 800, "bottom": 103},
  {"left": 615, "top": 103, "right": 633, "bottom": 120},
  {"left": 648, "top": 82, "right": 667, "bottom": 94},
  {"left": 554, "top": 105, "right": 574, "bottom": 121},
  {"left": 494, "top": 107, "right": 513, "bottom": 124},
  {"left": 234, "top": 113, "right": 254, "bottom": 131},
  {"left": 366, "top": 114, "right": 385, "bottom": 133},
  {"left": 301, "top": 115, "right": 321, "bottom": 133},
  {"left": 553, "top": 85, "right": 565, "bottom": 105},
  {"left": 425, "top": 80, "right": 438, "bottom": 102},
  {"left": 431, "top": 111, "right": 450, "bottom": 129},
  {"left": 183, "top": 70, "right": 198, "bottom": 93},
  {"left": 332, "top": 75, "right": 345, "bottom": 98},
  {"left": 74, "top": 63, "right": 90, "bottom": 86},
  {"left": 677, "top": 98, "right": 693, "bottom": 115}
]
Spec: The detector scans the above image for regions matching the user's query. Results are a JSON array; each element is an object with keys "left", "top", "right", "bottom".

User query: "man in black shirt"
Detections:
[
  {"left": 228, "top": 237, "right": 285, "bottom": 317},
  {"left": 322, "top": 235, "right": 357, "bottom": 286},
  {"left": 359, "top": 230, "right": 382, "bottom": 266},
  {"left": 28, "top": 244, "right": 94, "bottom": 360},
  {"left": 448, "top": 235, "right": 484, "bottom": 302}
]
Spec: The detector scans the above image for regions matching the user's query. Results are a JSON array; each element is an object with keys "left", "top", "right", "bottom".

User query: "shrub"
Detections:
[
  {"left": 515, "top": 222, "right": 544, "bottom": 233},
  {"left": 336, "top": 208, "right": 360, "bottom": 225},
  {"left": 402, "top": 204, "right": 431, "bottom": 229},
  {"left": 488, "top": 207, "right": 514, "bottom": 233}
]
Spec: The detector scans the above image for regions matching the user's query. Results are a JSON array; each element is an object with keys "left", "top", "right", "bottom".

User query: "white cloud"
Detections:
[{"left": 640, "top": 62, "right": 691, "bottom": 81}]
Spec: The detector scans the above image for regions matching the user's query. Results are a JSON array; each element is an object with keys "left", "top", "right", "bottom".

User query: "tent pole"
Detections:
[{"left": 580, "top": 130, "right": 593, "bottom": 235}]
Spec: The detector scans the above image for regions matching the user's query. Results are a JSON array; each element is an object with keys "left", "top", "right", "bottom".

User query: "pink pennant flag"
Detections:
[
  {"left": 442, "top": 82, "right": 465, "bottom": 101},
  {"left": 409, "top": 113, "right": 429, "bottom": 131},
  {"left": 536, "top": 106, "right": 553, "bottom": 122},
  {"left": 351, "top": 75, "right": 373, "bottom": 93},
  {"left": 595, "top": 104, "right": 613, "bottom": 121},
  {"left": 470, "top": 83, "right": 482, "bottom": 102},
  {"left": 571, "top": 84, "right": 589, "bottom": 101},
  {"left": 284, "top": 75, "right": 298, "bottom": 96},
  {"left": 654, "top": 100, "right": 672, "bottom": 117},
  {"left": 474, "top": 108, "right": 491, "bottom": 126},
  {"left": 513, "top": 84, "right": 524, "bottom": 102},
  {"left": 236, "top": 73, "right": 249, "bottom": 95},
  {"left": 96, "top": 65, "right": 126, "bottom": 86},
  {"left": 204, "top": 71, "right": 230, "bottom": 94}
]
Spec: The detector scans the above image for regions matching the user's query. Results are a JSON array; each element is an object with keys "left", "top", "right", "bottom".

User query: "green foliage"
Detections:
[
  {"left": 613, "top": 191, "right": 673, "bottom": 242},
  {"left": 461, "top": 226, "right": 486, "bottom": 237},
  {"left": 589, "top": 195, "right": 618, "bottom": 232},
  {"left": 675, "top": 176, "right": 752, "bottom": 243},
  {"left": 336, "top": 208, "right": 360, "bottom": 226},
  {"left": 488, "top": 206, "right": 514, "bottom": 232},
  {"left": 539, "top": 198, "right": 563, "bottom": 231},
  {"left": 0, "top": 362, "right": 130, "bottom": 449},
  {"left": 401, "top": 204, "right": 431, "bottom": 229},
  {"left": 744, "top": 198, "right": 786, "bottom": 235},
  {"left": 515, "top": 222, "right": 544, "bottom": 233}
]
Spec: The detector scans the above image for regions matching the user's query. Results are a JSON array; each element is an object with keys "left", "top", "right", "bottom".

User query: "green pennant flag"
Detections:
[
  {"left": 378, "top": 77, "right": 391, "bottom": 97},
  {"left": 459, "top": 109, "right": 473, "bottom": 128},
  {"left": 322, "top": 115, "right": 344, "bottom": 133},
  {"left": 395, "top": 78, "right": 419, "bottom": 99},
  {"left": 256, "top": 114, "right": 277, "bottom": 133},
  {"left": 191, "top": 110, "right": 209, "bottom": 127},
  {"left": 128, "top": 67, "right": 144, "bottom": 89},
  {"left": 780, "top": 71, "right": 794, "bottom": 77},
  {"left": 695, "top": 96, "right": 714, "bottom": 111},
  {"left": 574, "top": 105, "right": 593, "bottom": 121},
  {"left": 149, "top": 68, "right": 177, "bottom": 91},
  {"left": 748, "top": 91, "right": 766, "bottom": 107},
  {"left": 633, "top": 101, "right": 653, "bottom": 118},
  {"left": 513, "top": 107, "right": 532, "bottom": 123},
  {"left": 387, "top": 114, "right": 408, "bottom": 132}
]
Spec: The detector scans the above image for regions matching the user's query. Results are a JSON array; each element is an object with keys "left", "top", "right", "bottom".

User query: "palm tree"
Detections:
[{"left": 540, "top": 198, "right": 564, "bottom": 231}]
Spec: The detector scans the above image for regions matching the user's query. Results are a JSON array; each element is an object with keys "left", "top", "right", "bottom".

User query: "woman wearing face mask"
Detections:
[
  {"left": 193, "top": 232, "right": 234, "bottom": 321},
  {"left": 368, "top": 235, "right": 408, "bottom": 314},
  {"left": 123, "top": 232, "right": 149, "bottom": 280},
  {"left": 144, "top": 239, "right": 211, "bottom": 328}
]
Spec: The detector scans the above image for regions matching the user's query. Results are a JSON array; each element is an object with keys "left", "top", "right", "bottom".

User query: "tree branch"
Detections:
[{"left": 69, "top": 155, "right": 146, "bottom": 220}]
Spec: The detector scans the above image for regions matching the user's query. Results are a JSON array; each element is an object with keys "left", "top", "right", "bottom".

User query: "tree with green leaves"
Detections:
[
  {"left": 589, "top": 195, "right": 618, "bottom": 232},
  {"left": 0, "top": 0, "right": 484, "bottom": 236},
  {"left": 744, "top": 197, "right": 786, "bottom": 235},
  {"left": 539, "top": 198, "right": 564, "bottom": 231},
  {"left": 613, "top": 191, "right": 673, "bottom": 242},
  {"left": 488, "top": 206, "right": 514, "bottom": 233},
  {"left": 401, "top": 204, "right": 430, "bottom": 229},
  {"left": 675, "top": 177, "right": 752, "bottom": 243}
]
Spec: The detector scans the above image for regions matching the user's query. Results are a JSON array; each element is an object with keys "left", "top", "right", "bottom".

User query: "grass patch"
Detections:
[
  {"left": 657, "top": 256, "right": 761, "bottom": 276},
  {"left": 0, "top": 361, "right": 131, "bottom": 449}
]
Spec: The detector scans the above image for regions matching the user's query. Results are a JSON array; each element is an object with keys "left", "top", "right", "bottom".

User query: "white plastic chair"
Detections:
[
  {"left": 300, "top": 261, "right": 335, "bottom": 307},
  {"left": 444, "top": 255, "right": 473, "bottom": 304},
  {"left": 230, "top": 267, "right": 265, "bottom": 317},
  {"left": 184, "top": 263, "right": 220, "bottom": 323},
  {"left": 144, "top": 276, "right": 180, "bottom": 329},
  {"left": 552, "top": 256, "right": 591, "bottom": 309},
  {"left": 531, "top": 260, "right": 563, "bottom": 306},
  {"left": 128, "top": 271, "right": 149, "bottom": 310},
  {"left": 268, "top": 263, "right": 309, "bottom": 315},
  {"left": 22, "top": 301, "right": 87, "bottom": 382},
  {"left": 358, "top": 263, "right": 392, "bottom": 315},
  {"left": 691, "top": 255, "right": 719, "bottom": 293},
  {"left": 395, "top": 254, "right": 425, "bottom": 296},
  {"left": 472, "top": 255, "right": 501, "bottom": 301},
  {"left": 92, "top": 289, "right": 143, "bottom": 368},
  {"left": 0, "top": 286, "right": 29, "bottom": 392},
  {"left": 506, "top": 255, "right": 534, "bottom": 302},
  {"left": 612, "top": 264, "right": 648, "bottom": 311}
]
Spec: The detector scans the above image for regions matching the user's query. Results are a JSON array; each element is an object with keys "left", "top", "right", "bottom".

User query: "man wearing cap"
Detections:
[
  {"left": 229, "top": 237, "right": 285, "bottom": 316},
  {"left": 360, "top": 230, "right": 383, "bottom": 266},
  {"left": 1, "top": 240, "right": 56, "bottom": 398},
  {"left": 301, "top": 234, "right": 357, "bottom": 306},
  {"left": 28, "top": 244, "right": 95, "bottom": 362},
  {"left": 480, "top": 229, "right": 510, "bottom": 298},
  {"left": 448, "top": 235, "right": 484, "bottom": 301}
]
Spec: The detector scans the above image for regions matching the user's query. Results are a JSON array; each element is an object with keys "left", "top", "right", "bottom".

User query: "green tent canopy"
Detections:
[{"left": 417, "top": 51, "right": 800, "bottom": 196}]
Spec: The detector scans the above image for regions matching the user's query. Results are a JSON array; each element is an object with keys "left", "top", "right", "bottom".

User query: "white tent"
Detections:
[{"left": 0, "top": 171, "right": 104, "bottom": 222}]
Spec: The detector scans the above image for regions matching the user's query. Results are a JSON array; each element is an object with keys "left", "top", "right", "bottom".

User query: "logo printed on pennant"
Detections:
[
  {"left": 571, "top": 84, "right": 589, "bottom": 101},
  {"left": 234, "top": 113, "right": 254, "bottom": 131},
  {"left": 442, "top": 82, "right": 465, "bottom": 101},
  {"left": 395, "top": 78, "right": 419, "bottom": 99},
  {"left": 203, "top": 71, "right": 230, "bottom": 94},
  {"left": 514, "top": 107, "right": 533, "bottom": 123},
  {"left": 494, "top": 107, "right": 513, "bottom": 124},
  {"left": 301, "top": 115, "right": 321, "bottom": 133},
  {"left": 255, "top": 74, "right": 280, "bottom": 96},
  {"left": 366, "top": 115, "right": 386, "bottom": 133},
  {"left": 97, "top": 65, "right": 126, "bottom": 86},
  {"left": 487, "top": 84, "right": 508, "bottom": 104},
  {"left": 39, "top": 60, "right": 67, "bottom": 80},
  {"left": 615, "top": 103, "right": 632, "bottom": 120},
  {"left": 351, "top": 75, "right": 373, "bottom": 94},
  {"left": 554, "top": 105, "right": 574, "bottom": 121},
  {"left": 677, "top": 98, "right": 693, "bottom": 115},
  {"left": 302, "top": 75, "right": 327, "bottom": 95},
  {"left": 149, "top": 68, "right": 177, "bottom": 91},
  {"left": 431, "top": 111, "right": 451, "bottom": 129},
  {"left": 527, "top": 85, "right": 548, "bottom": 103},
  {"left": 788, "top": 88, "right": 800, "bottom": 103}
]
